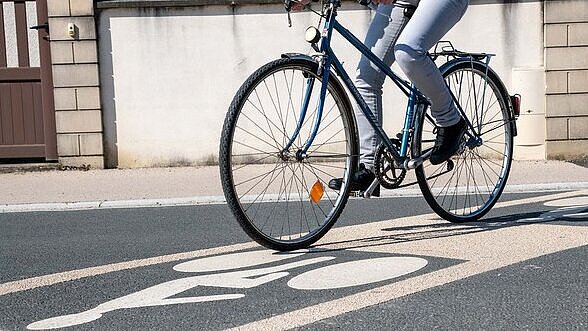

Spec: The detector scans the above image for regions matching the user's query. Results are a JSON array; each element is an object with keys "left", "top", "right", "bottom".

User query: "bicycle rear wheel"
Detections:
[
  {"left": 414, "top": 59, "right": 514, "bottom": 223},
  {"left": 220, "top": 57, "right": 358, "bottom": 250}
]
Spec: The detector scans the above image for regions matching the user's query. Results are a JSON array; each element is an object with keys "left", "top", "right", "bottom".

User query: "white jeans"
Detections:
[{"left": 355, "top": 0, "right": 469, "bottom": 170}]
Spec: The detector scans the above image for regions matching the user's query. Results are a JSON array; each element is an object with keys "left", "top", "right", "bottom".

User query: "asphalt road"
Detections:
[{"left": 0, "top": 190, "right": 586, "bottom": 330}]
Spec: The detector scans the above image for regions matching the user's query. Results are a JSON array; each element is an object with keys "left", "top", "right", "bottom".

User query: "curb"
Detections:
[{"left": 1, "top": 182, "right": 587, "bottom": 214}]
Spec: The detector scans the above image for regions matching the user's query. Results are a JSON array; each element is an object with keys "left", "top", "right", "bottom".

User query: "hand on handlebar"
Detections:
[
  {"left": 287, "top": 0, "right": 394, "bottom": 13},
  {"left": 370, "top": 0, "right": 395, "bottom": 5}
]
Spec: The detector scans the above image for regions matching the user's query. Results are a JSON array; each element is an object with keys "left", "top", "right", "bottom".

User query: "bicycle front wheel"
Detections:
[
  {"left": 220, "top": 57, "right": 358, "bottom": 250},
  {"left": 414, "top": 59, "right": 514, "bottom": 223}
]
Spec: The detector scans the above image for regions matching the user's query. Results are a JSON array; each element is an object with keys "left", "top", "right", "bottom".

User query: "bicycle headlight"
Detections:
[{"left": 305, "top": 26, "right": 321, "bottom": 43}]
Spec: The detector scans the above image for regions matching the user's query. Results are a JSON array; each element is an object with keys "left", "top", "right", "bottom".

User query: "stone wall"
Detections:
[
  {"left": 96, "top": 1, "right": 545, "bottom": 167},
  {"left": 42, "top": 0, "right": 585, "bottom": 168},
  {"left": 47, "top": 0, "right": 104, "bottom": 168},
  {"left": 544, "top": 0, "right": 588, "bottom": 159}
]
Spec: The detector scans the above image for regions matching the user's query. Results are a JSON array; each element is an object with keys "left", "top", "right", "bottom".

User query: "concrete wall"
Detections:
[
  {"left": 97, "top": 0, "right": 545, "bottom": 168},
  {"left": 48, "top": 0, "right": 105, "bottom": 168},
  {"left": 544, "top": 0, "right": 588, "bottom": 159}
]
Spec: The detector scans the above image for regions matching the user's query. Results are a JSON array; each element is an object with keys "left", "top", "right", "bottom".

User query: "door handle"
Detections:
[{"left": 30, "top": 22, "right": 49, "bottom": 33}]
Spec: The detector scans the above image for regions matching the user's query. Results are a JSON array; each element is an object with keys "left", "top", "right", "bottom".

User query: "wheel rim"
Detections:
[
  {"left": 418, "top": 66, "right": 512, "bottom": 219},
  {"left": 228, "top": 64, "right": 354, "bottom": 244}
]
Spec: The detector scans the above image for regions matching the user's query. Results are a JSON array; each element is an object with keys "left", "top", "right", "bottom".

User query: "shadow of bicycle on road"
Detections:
[{"left": 311, "top": 201, "right": 588, "bottom": 253}]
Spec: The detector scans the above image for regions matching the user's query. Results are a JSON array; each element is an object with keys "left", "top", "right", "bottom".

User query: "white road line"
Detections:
[
  {"left": 231, "top": 225, "right": 588, "bottom": 330},
  {"left": 0, "top": 196, "right": 226, "bottom": 214},
  {"left": 0, "top": 242, "right": 257, "bottom": 297},
  {"left": 1, "top": 182, "right": 587, "bottom": 213},
  {"left": 229, "top": 213, "right": 588, "bottom": 330},
  {"left": 0, "top": 189, "right": 585, "bottom": 297}
]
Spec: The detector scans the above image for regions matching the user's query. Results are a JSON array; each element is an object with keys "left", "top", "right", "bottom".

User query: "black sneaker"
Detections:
[
  {"left": 430, "top": 118, "right": 467, "bottom": 165},
  {"left": 328, "top": 163, "right": 380, "bottom": 197}
]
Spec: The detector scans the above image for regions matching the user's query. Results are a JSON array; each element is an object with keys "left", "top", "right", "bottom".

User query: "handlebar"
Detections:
[
  {"left": 283, "top": 0, "right": 414, "bottom": 20},
  {"left": 284, "top": 0, "right": 374, "bottom": 12}
]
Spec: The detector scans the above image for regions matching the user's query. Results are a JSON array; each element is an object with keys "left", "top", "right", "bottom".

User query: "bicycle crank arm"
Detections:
[
  {"left": 363, "top": 178, "right": 380, "bottom": 198},
  {"left": 351, "top": 160, "right": 455, "bottom": 196},
  {"left": 392, "top": 159, "right": 455, "bottom": 189},
  {"left": 404, "top": 150, "right": 433, "bottom": 170},
  {"left": 349, "top": 178, "right": 380, "bottom": 199}
]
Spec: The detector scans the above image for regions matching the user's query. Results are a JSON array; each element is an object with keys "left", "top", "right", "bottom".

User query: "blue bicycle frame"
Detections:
[{"left": 283, "top": 2, "right": 431, "bottom": 164}]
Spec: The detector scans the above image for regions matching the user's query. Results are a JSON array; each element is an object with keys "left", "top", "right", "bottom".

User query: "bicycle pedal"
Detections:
[{"left": 349, "top": 189, "right": 380, "bottom": 199}]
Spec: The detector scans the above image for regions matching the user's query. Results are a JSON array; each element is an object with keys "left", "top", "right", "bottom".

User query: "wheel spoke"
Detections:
[
  {"left": 221, "top": 61, "right": 353, "bottom": 249},
  {"left": 417, "top": 64, "right": 512, "bottom": 221}
]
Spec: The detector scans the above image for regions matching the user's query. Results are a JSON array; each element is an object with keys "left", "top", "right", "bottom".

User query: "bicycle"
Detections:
[{"left": 219, "top": 0, "right": 520, "bottom": 251}]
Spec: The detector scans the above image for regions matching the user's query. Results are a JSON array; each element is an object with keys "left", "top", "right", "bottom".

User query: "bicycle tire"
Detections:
[
  {"left": 220, "top": 57, "right": 358, "bottom": 250},
  {"left": 414, "top": 59, "right": 514, "bottom": 223}
]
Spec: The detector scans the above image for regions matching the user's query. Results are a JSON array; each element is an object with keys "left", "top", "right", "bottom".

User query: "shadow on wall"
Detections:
[{"left": 97, "top": 11, "right": 118, "bottom": 168}]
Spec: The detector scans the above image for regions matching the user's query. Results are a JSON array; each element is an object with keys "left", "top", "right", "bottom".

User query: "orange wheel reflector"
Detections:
[{"left": 309, "top": 180, "right": 324, "bottom": 204}]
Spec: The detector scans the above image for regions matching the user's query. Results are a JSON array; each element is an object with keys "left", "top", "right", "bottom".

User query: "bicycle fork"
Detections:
[
  {"left": 281, "top": 56, "right": 333, "bottom": 161},
  {"left": 282, "top": 3, "right": 339, "bottom": 160}
]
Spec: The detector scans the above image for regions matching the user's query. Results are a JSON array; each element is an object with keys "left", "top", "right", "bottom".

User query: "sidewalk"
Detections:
[{"left": 1, "top": 160, "right": 587, "bottom": 211}]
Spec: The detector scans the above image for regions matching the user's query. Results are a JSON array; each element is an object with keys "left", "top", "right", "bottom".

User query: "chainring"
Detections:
[{"left": 374, "top": 141, "right": 407, "bottom": 190}]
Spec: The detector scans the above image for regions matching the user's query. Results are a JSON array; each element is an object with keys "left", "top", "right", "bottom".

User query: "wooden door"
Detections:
[{"left": 0, "top": 0, "right": 56, "bottom": 160}]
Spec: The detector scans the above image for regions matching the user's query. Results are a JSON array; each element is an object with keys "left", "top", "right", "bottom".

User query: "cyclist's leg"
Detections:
[
  {"left": 393, "top": 0, "right": 469, "bottom": 127},
  {"left": 354, "top": 3, "right": 410, "bottom": 171}
]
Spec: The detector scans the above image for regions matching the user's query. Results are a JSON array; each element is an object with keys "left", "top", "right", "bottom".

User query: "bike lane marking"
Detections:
[
  {"left": 0, "top": 242, "right": 257, "bottom": 296},
  {"left": 0, "top": 189, "right": 585, "bottom": 298},
  {"left": 230, "top": 202, "right": 588, "bottom": 330},
  {"left": 15, "top": 190, "right": 588, "bottom": 329}
]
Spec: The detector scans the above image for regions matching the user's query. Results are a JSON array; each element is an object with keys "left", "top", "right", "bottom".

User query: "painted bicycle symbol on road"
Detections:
[
  {"left": 28, "top": 250, "right": 428, "bottom": 330},
  {"left": 27, "top": 195, "right": 588, "bottom": 330}
]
